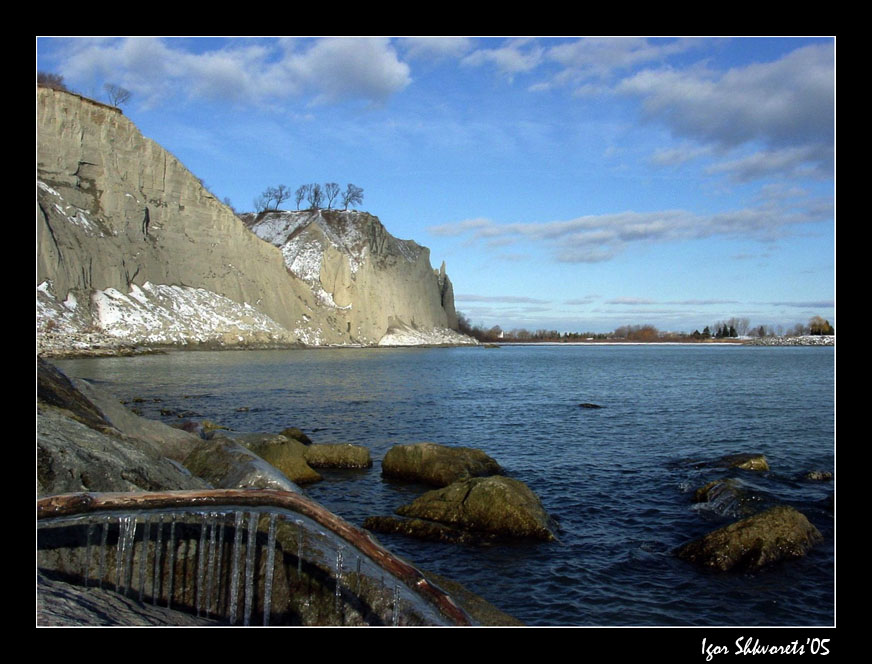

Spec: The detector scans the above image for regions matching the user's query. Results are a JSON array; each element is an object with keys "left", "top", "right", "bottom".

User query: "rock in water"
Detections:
[
  {"left": 304, "top": 443, "right": 372, "bottom": 469},
  {"left": 394, "top": 476, "right": 556, "bottom": 541},
  {"left": 231, "top": 433, "right": 322, "bottom": 485},
  {"left": 382, "top": 442, "right": 502, "bottom": 487},
  {"left": 675, "top": 505, "right": 822, "bottom": 571}
]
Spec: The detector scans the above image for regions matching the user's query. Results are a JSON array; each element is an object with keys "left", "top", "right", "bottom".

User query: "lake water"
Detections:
[{"left": 54, "top": 344, "right": 835, "bottom": 626}]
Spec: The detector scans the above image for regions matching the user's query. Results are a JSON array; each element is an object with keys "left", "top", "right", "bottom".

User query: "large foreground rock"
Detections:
[
  {"left": 382, "top": 442, "right": 501, "bottom": 487},
  {"left": 37, "top": 359, "right": 208, "bottom": 496},
  {"left": 183, "top": 436, "right": 304, "bottom": 491},
  {"left": 393, "top": 476, "right": 556, "bottom": 541},
  {"left": 675, "top": 505, "right": 822, "bottom": 571},
  {"left": 233, "top": 433, "right": 322, "bottom": 485}
]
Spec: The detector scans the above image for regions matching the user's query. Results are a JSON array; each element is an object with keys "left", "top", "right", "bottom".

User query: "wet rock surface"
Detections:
[
  {"left": 675, "top": 505, "right": 823, "bottom": 572},
  {"left": 304, "top": 443, "right": 372, "bottom": 469},
  {"left": 690, "top": 452, "right": 770, "bottom": 472},
  {"left": 381, "top": 442, "right": 502, "bottom": 487}
]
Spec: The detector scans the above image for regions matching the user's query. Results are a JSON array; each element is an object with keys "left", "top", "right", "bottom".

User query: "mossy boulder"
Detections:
[
  {"left": 393, "top": 476, "right": 556, "bottom": 541},
  {"left": 304, "top": 443, "right": 372, "bottom": 469},
  {"left": 182, "top": 436, "right": 305, "bottom": 491},
  {"left": 382, "top": 442, "right": 501, "bottom": 487},
  {"left": 675, "top": 505, "right": 822, "bottom": 571},
  {"left": 231, "top": 433, "right": 322, "bottom": 485}
]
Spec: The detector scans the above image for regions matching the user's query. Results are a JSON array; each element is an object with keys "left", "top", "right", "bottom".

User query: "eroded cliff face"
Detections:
[
  {"left": 36, "top": 87, "right": 468, "bottom": 350},
  {"left": 242, "top": 209, "right": 463, "bottom": 345}
]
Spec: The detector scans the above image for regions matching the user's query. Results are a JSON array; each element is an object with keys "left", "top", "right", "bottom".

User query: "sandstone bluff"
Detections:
[{"left": 37, "top": 87, "right": 472, "bottom": 354}]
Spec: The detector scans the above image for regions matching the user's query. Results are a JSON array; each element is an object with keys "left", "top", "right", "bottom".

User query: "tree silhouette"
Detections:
[
  {"left": 324, "top": 182, "right": 341, "bottom": 209},
  {"left": 104, "top": 83, "right": 132, "bottom": 107},
  {"left": 342, "top": 184, "right": 364, "bottom": 210}
]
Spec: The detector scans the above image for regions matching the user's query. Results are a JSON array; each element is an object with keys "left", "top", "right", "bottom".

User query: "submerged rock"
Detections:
[
  {"left": 804, "top": 470, "right": 833, "bottom": 481},
  {"left": 304, "top": 443, "right": 372, "bottom": 469},
  {"left": 393, "top": 476, "right": 556, "bottom": 541},
  {"left": 690, "top": 452, "right": 770, "bottom": 472},
  {"left": 382, "top": 442, "right": 501, "bottom": 487},
  {"left": 578, "top": 403, "right": 603, "bottom": 409},
  {"left": 692, "top": 479, "right": 759, "bottom": 519},
  {"left": 675, "top": 505, "right": 822, "bottom": 572}
]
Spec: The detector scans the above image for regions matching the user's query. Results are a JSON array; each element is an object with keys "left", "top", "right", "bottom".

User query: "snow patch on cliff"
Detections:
[{"left": 90, "top": 282, "right": 294, "bottom": 345}]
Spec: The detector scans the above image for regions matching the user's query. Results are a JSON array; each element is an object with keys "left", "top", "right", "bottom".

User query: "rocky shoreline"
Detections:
[
  {"left": 37, "top": 355, "right": 831, "bottom": 626},
  {"left": 36, "top": 358, "right": 519, "bottom": 626}
]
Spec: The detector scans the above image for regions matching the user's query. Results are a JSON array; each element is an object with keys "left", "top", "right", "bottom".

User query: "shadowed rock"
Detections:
[
  {"left": 280, "top": 427, "right": 312, "bottom": 445},
  {"left": 382, "top": 442, "right": 501, "bottom": 487},
  {"left": 675, "top": 505, "right": 822, "bottom": 571}
]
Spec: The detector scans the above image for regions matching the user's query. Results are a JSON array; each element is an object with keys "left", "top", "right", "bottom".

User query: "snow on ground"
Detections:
[{"left": 378, "top": 322, "right": 478, "bottom": 347}]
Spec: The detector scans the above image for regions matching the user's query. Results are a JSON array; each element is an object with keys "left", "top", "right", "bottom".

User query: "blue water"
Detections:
[{"left": 54, "top": 344, "right": 835, "bottom": 626}]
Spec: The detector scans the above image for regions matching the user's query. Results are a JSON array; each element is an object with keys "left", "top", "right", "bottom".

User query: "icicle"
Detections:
[
  {"left": 83, "top": 520, "right": 96, "bottom": 588},
  {"left": 98, "top": 516, "right": 110, "bottom": 590},
  {"left": 229, "top": 511, "right": 244, "bottom": 625},
  {"left": 334, "top": 547, "right": 344, "bottom": 613},
  {"left": 205, "top": 513, "right": 218, "bottom": 618},
  {"left": 295, "top": 519, "right": 304, "bottom": 576},
  {"left": 355, "top": 556, "right": 362, "bottom": 595},
  {"left": 263, "top": 513, "right": 278, "bottom": 626},
  {"left": 243, "top": 512, "right": 258, "bottom": 626},
  {"left": 152, "top": 514, "right": 163, "bottom": 606},
  {"left": 119, "top": 516, "right": 138, "bottom": 596},
  {"left": 214, "top": 519, "right": 225, "bottom": 616},
  {"left": 392, "top": 584, "right": 401, "bottom": 626},
  {"left": 166, "top": 516, "right": 176, "bottom": 610},
  {"left": 196, "top": 515, "right": 208, "bottom": 617},
  {"left": 138, "top": 515, "right": 150, "bottom": 603},
  {"left": 114, "top": 516, "right": 126, "bottom": 592}
]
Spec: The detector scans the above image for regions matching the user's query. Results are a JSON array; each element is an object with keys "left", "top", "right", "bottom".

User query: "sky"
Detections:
[{"left": 36, "top": 36, "right": 836, "bottom": 334}]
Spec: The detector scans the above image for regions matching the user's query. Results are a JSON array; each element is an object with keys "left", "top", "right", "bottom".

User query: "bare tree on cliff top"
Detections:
[
  {"left": 38, "top": 71, "right": 68, "bottom": 91},
  {"left": 104, "top": 83, "right": 132, "bottom": 107},
  {"left": 342, "top": 184, "right": 364, "bottom": 210},
  {"left": 295, "top": 184, "right": 310, "bottom": 210},
  {"left": 307, "top": 183, "right": 324, "bottom": 209},
  {"left": 324, "top": 182, "right": 341, "bottom": 209}
]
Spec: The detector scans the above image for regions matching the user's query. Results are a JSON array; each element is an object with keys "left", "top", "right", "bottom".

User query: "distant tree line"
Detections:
[
  {"left": 254, "top": 182, "right": 364, "bottom": 213},
  {"left": 457, "top": 312, "right": 833, "bottom": 343}
]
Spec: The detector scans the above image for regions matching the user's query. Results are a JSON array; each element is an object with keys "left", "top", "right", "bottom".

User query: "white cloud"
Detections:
[
  {"left": 617, "top": 43, "right": 834, "bottom": 152},
  {"left": 400, "top": 37, "right": 475, "bottom": 61},
  {"left": 461, "top": 38, "right": 544, "bottom": 80},
  {"left": 429, "top": 194, "right": 832, "bottom": 264},
  {"left": 55, "top": 37, "right": 411, "bottom": 108}
]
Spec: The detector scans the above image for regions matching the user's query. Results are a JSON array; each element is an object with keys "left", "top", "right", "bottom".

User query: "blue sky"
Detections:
[{"left": 37, "top": 37, "right": 835, "bottom": 334}]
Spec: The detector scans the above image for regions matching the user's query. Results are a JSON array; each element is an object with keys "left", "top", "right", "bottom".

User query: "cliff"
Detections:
[{"left": 36, "top": 87, "right": 470, "bottom": 352}]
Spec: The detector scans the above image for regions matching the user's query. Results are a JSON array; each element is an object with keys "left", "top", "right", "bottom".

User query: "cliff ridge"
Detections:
[{"left": 37, "top": 87, "right": 470, "bottom": 353}]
